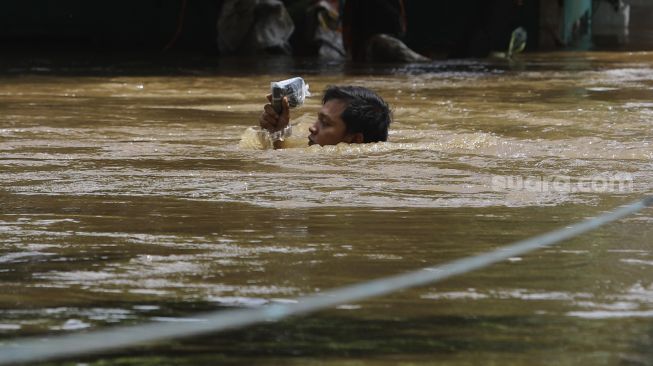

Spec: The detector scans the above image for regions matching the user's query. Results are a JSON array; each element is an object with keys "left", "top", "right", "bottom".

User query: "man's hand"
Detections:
[{"left": 259, "top": 95, "right": 290, "bottom": 133}]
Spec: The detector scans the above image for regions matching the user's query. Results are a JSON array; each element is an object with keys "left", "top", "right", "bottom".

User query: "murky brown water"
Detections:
[{"left": 1, "top": 52, "right": 653, "bottom": 365}]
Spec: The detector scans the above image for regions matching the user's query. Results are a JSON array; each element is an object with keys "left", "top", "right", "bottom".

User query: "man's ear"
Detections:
[{"left": 347, "top": 133, "right": 364, "bottom": 144}]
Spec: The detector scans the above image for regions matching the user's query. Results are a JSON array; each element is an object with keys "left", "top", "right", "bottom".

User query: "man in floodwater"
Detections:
[{"left": 257, "top": 85, "right": 391, "bottom": 149}]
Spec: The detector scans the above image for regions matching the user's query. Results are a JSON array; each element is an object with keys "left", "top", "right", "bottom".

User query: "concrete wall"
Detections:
[
  {"left": 541, "top": 0, "right": 653, "bottom": 50},
  {"left": 626, "top": 0, "right": 653, "bottom": 49},
  {"left": 593, "top": 0, "right": 653, "bottom": 49}
]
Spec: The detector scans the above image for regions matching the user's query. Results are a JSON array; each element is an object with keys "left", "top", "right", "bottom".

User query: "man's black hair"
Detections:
[{"left": 322, "top": 86, "right": 391, "bottom": 143}]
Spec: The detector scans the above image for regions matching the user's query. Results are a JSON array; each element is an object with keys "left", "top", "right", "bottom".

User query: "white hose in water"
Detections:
[{"left": 1, "top": 196, "right": 651, "bottom": 365}]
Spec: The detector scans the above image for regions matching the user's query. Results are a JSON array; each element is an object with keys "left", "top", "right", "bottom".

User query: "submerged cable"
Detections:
[{"left": 1, "top": 197, "right": 651, "bottom": 365}]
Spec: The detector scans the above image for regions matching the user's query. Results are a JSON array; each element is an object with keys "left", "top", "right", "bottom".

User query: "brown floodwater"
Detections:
[{"left": 1, "top": 52, "right": 653, "bottom": 365}]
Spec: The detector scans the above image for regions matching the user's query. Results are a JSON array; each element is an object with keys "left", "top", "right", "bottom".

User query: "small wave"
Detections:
[{"left": 567, "top": 310, "right": 653, "bottom": 319}]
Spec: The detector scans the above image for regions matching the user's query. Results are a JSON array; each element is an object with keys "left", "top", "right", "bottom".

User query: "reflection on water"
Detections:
[{"left": 1, "top": 52, "right": 653, "bottom": 365}]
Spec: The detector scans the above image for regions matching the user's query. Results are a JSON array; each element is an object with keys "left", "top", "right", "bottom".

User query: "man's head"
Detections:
[{"left": 308, "top": 86, "right": 391, "bottom": 146}]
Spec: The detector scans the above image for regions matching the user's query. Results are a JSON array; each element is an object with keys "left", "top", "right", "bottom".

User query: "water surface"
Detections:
[{"left": 1, "top": 52, "right": 653, "bottom": 365}]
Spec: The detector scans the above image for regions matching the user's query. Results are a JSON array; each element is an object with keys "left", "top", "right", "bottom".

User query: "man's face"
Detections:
[{"left": 308, "top": 99, "right": 354, "bottom": 146}]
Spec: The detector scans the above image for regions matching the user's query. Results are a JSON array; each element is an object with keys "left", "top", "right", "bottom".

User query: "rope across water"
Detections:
[{"left": 2, "top": 197, "right": 651, "bottom": 365}]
